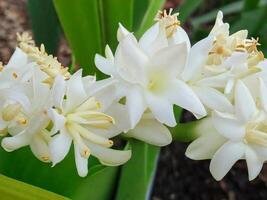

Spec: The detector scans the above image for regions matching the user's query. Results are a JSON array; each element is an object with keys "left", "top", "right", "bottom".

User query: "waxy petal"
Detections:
[
  {"left": 86, "top": 141, "right": 131, "bottom": 166},
  {"left": 235, "top": 80, "right": 257, "bottom": 122},
  {"left": 125, "top": 118, "right": 172, "bottom": 146},
  {"left": 245, "top": 146, "right": 263, "bottom": 181},
  {"left": 210, "top": 141, "right": 245, "bottom": 181},
  {"left": 74, "top": 142, "right": 88, "bottom": 177},
  {"left": 50, "top": 129, "right": 72, "bottom": 166},
  {"left": 212, "top": 111, "right": 246, "bottom": 140}
]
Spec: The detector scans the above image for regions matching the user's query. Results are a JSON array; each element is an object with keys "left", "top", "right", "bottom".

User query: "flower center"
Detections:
[
  {"left": 244, "top": 112, "right": 267, "bottom": 146},
  {"left": 64, "top": 97, "right": 115, "bottom": 158},
  {"left": 155, "top": 9, "right": 180, "bottom": 38}
]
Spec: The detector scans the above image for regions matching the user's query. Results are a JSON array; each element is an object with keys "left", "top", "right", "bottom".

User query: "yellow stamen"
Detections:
[{"left": 2, "top": 103, "right": 22, "bottom": 121}]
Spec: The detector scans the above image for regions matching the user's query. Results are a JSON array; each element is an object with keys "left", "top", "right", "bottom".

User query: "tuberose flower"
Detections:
[
  {"left": 95, "top": 22, "right": 206, "bottom": 128},
  {"left": 186, "top": 80, "right": 267, "bottom": 181},
  {"left": 48, "top": 70, "right": 131, "bottom": 177}
]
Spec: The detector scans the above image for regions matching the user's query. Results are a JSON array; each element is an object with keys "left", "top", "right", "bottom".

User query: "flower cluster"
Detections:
[{"left": 0, "top": 9, "right": 266, "bottom": 181}]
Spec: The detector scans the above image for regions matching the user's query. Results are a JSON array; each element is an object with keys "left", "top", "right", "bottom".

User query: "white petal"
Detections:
[
  {"left": 105, "top": 45, "right": 114, "bottom": 61},
  {"left": 209, "top": 11, "right": 229, "bottom": 37},
  {"left": 139, "top": 22, "right": 168, "bottom": 55},
  {"left": 212, "top": 111, "right": 246, "bottom": 140},
  {"left": 117, "top": 23, "right": 130, "bottom": 42},
  {"left": 6, "top": 48, "right": 28, "bottom": 69},
  {"left": 74, "top": 142, "right": 88, "bottom": 177},
  {"left": 49, "top": 129, "right": 72, "bottom": 166},
  {"left": 196, "top": 72, "right": 230, "bottom": 88},
  {"left": 1, "top": 131, "right": 31, "bottom": 152},
  {"left": 151, "top": 42, "right": 188, "bottom": 75},
  {"left": 47, "top": 109, "right": 65, "bottom": 135},
  {"left": 30, "top": 135, "right": 50, "bottom": 163},
  {"left": 65, "top": 70, "right": 87, "bottom": 112},
  {"left": 125, "top": 118, "right": 172, "bottom": 146},
  {"left": 126, "top": 86, "right": 146, "bottom": 128},
  {"left": 186, "top": 131, "right": 226, "bottom": 160},
  {"left": 115, "top": 34, "right": 148, "bottom": 85},
  {"left": 168, "top": 80, "right": 207, "bottom": 119},
  {"left": 235, "top": 80, "right": 257, "bottom": 122},
  {"left": 210, "top": 141, "right": 245, "bottom": 181},
  {"left": 259, "top": 78, "right": 267, "bottom": 112},
  {"left": 51, "top": 75, "right": 66, "bottom": 108},
  {"left": 146, "top": 94, "right": 176, "bottom": 127},
  {"left": 193, "top": 86, "right": 233, "bottom": 113},
  {"left": 86, "top": 141, "right": 131, "bottom": 166},
  {"left": 245, "top": 146, "right": 263, "bottom": 181},
  {"left": 94, "top": 54, "right": 115, "bottom": 76},
  {"left": 171, "top": 26, "right": 191, "bottom": 51},
  {"left": 182, "top": 36, "right": 214, "bottom": 81}
]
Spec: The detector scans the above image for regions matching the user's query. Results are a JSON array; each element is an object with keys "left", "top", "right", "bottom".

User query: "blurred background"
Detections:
[{"left": 1, "top": 0, "right": 267, "bottom": 199}]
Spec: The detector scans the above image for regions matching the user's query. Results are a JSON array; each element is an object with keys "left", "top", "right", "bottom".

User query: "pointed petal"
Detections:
[
  {"left": 115, "top": 34, "right": 148, "bottom": 85},
  {"left": 6, "top": 48, "right": 28, "bottom": 68},
  {"left": 30, "top": 135, "right": 50, "bottom": 163},
  {"left": 94, "top": 54, "right": 115, "bottom": 76},
  {"left": 210, "top": 141, "right": 245, "bottom": 180},
  {"left": 125, "top": 118, "right": 172, "bottom": 146},
  {"left": 212, "top": 111, "right": 246, "bottom": 140},
  {"left": 51, "top": 75, "right": 66, "bottom": 108},
  {"left": 245, "top": 146, "right": 263, "bottom": 181},
  {"left": 168, "top": 80, "right": 207, "bottom": 118},
  {"left": 209, "top": 11, "right": 229, "bottom": 37},
  {"left": 74, "top": 142, "right": 88, "bottom": 177},
  {"left": 151, "top": 42, "right": 188, "bottom": 75},
  {"left": 146, "top": 94, "right": 176, "bottom": 127},
  {"left": 65, "top": 70, "right": 88, "bottom": 112},
  {"left": 139, "top": 22, "right": 168, "bottom": 55},
  {"left": 117, "top": 23, "right": 130, "bottom": 42},
  {"left": 186, "top": 131, "right": 226, "bottom": 160},
  {"left": 126, "top": 87, "right": 146, "bottom": 128},
  {"left": 1, "top": 131, "right": 31, "bottom": 152},
  {"left": 49, "top": 129, "right": 72, "bottom": 166},
  {"left": 181, "top": 36, "right": 214, "bottom": 81},
  {"left": 235, "top": 80, "right": 257, "bottom": 122},
  {"left": 86, "top": 141, "right": 131, "bottom": 166},
  {"left": 47, "top": 109, "right": 65, "bottom": 135},
  {"left": 193, "top": 86, "right": 233, "bottom": 113},
  {"left": 171, "top": 26, "right": 191, "bottom": 51}
]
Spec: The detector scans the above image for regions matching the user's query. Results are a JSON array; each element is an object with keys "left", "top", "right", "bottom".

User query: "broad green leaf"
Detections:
[
  {"left": 0, "top": 175, "right": 69, "bottom": 200},
  {"left": 101, "top": 0, "right": 134, "bottom": 50},
  {"left": 133, "top": 0, "right": 150, "bottom": 31},
  {"left": 115, "top": 140, "right": 160, "bottom": 200},
  {"left": 0, "top": 145, "right": 118, "bottom": 200},
  {"left": 175, "top": 0, "right": 203, "bottom": 23},
  {"left": 136, "top": 0, "right": 165, "bottom": 38},
  {"left": 27, "top": 0, "right": 61, "bottom": 54},
  {"left": 53, "top": 0, "right": 103, "bottom": 76}
]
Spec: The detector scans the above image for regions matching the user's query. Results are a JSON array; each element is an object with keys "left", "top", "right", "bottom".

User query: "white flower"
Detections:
[
  {"left": 95, "top": 23, "right": 206, "bottom": 128},
  {"left": 48, "top": 70, "right": 131, "bottom": 177},
  {"left": 186, "top": 80, "right": 267, "bottom": 181},
  {"left": 180, "top": 11, "right": 264, "bottom": 113},
  {"left": 1, "top": 67, "right": 52, "bottom": 162}
]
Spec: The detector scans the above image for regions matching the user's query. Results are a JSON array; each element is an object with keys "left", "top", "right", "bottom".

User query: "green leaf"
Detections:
[
  {"left": 27, "top": 0, "right": 61, "bottom": 54},
  {"left": 115, "top": 140, "right": 160, "bottom": 200},
  {"left": 133, "top": 0, "right": 150, "bottom": 31},
  {"left": 175, "top": 0, "right": 203, "bottom": 23},
  {"left": 101, "top": 0, "right": 134, "bottom": 50},
  {"left": 53, "top": 0, "right": 103, "bottom": 76},
  {"left": 243, "top": 0, "right": 260, "bottom": 11},
  {"left": 0, "top": 175, "right": 69, "bottom": 200},
  {"left": 136, "top": 0, "right": 165, "bottom": 38},
  {"left": 0, "top": 145, "right": 118, "bottom": 200}
]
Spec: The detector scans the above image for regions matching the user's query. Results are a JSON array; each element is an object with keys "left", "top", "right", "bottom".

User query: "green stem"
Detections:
[{"left": 170, "top": 120, "right": 200, "bottom": 142}]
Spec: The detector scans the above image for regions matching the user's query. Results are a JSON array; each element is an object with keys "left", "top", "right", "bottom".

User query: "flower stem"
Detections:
[{"left": 170, "top": 120, "right": 200, "bottom": 142}]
